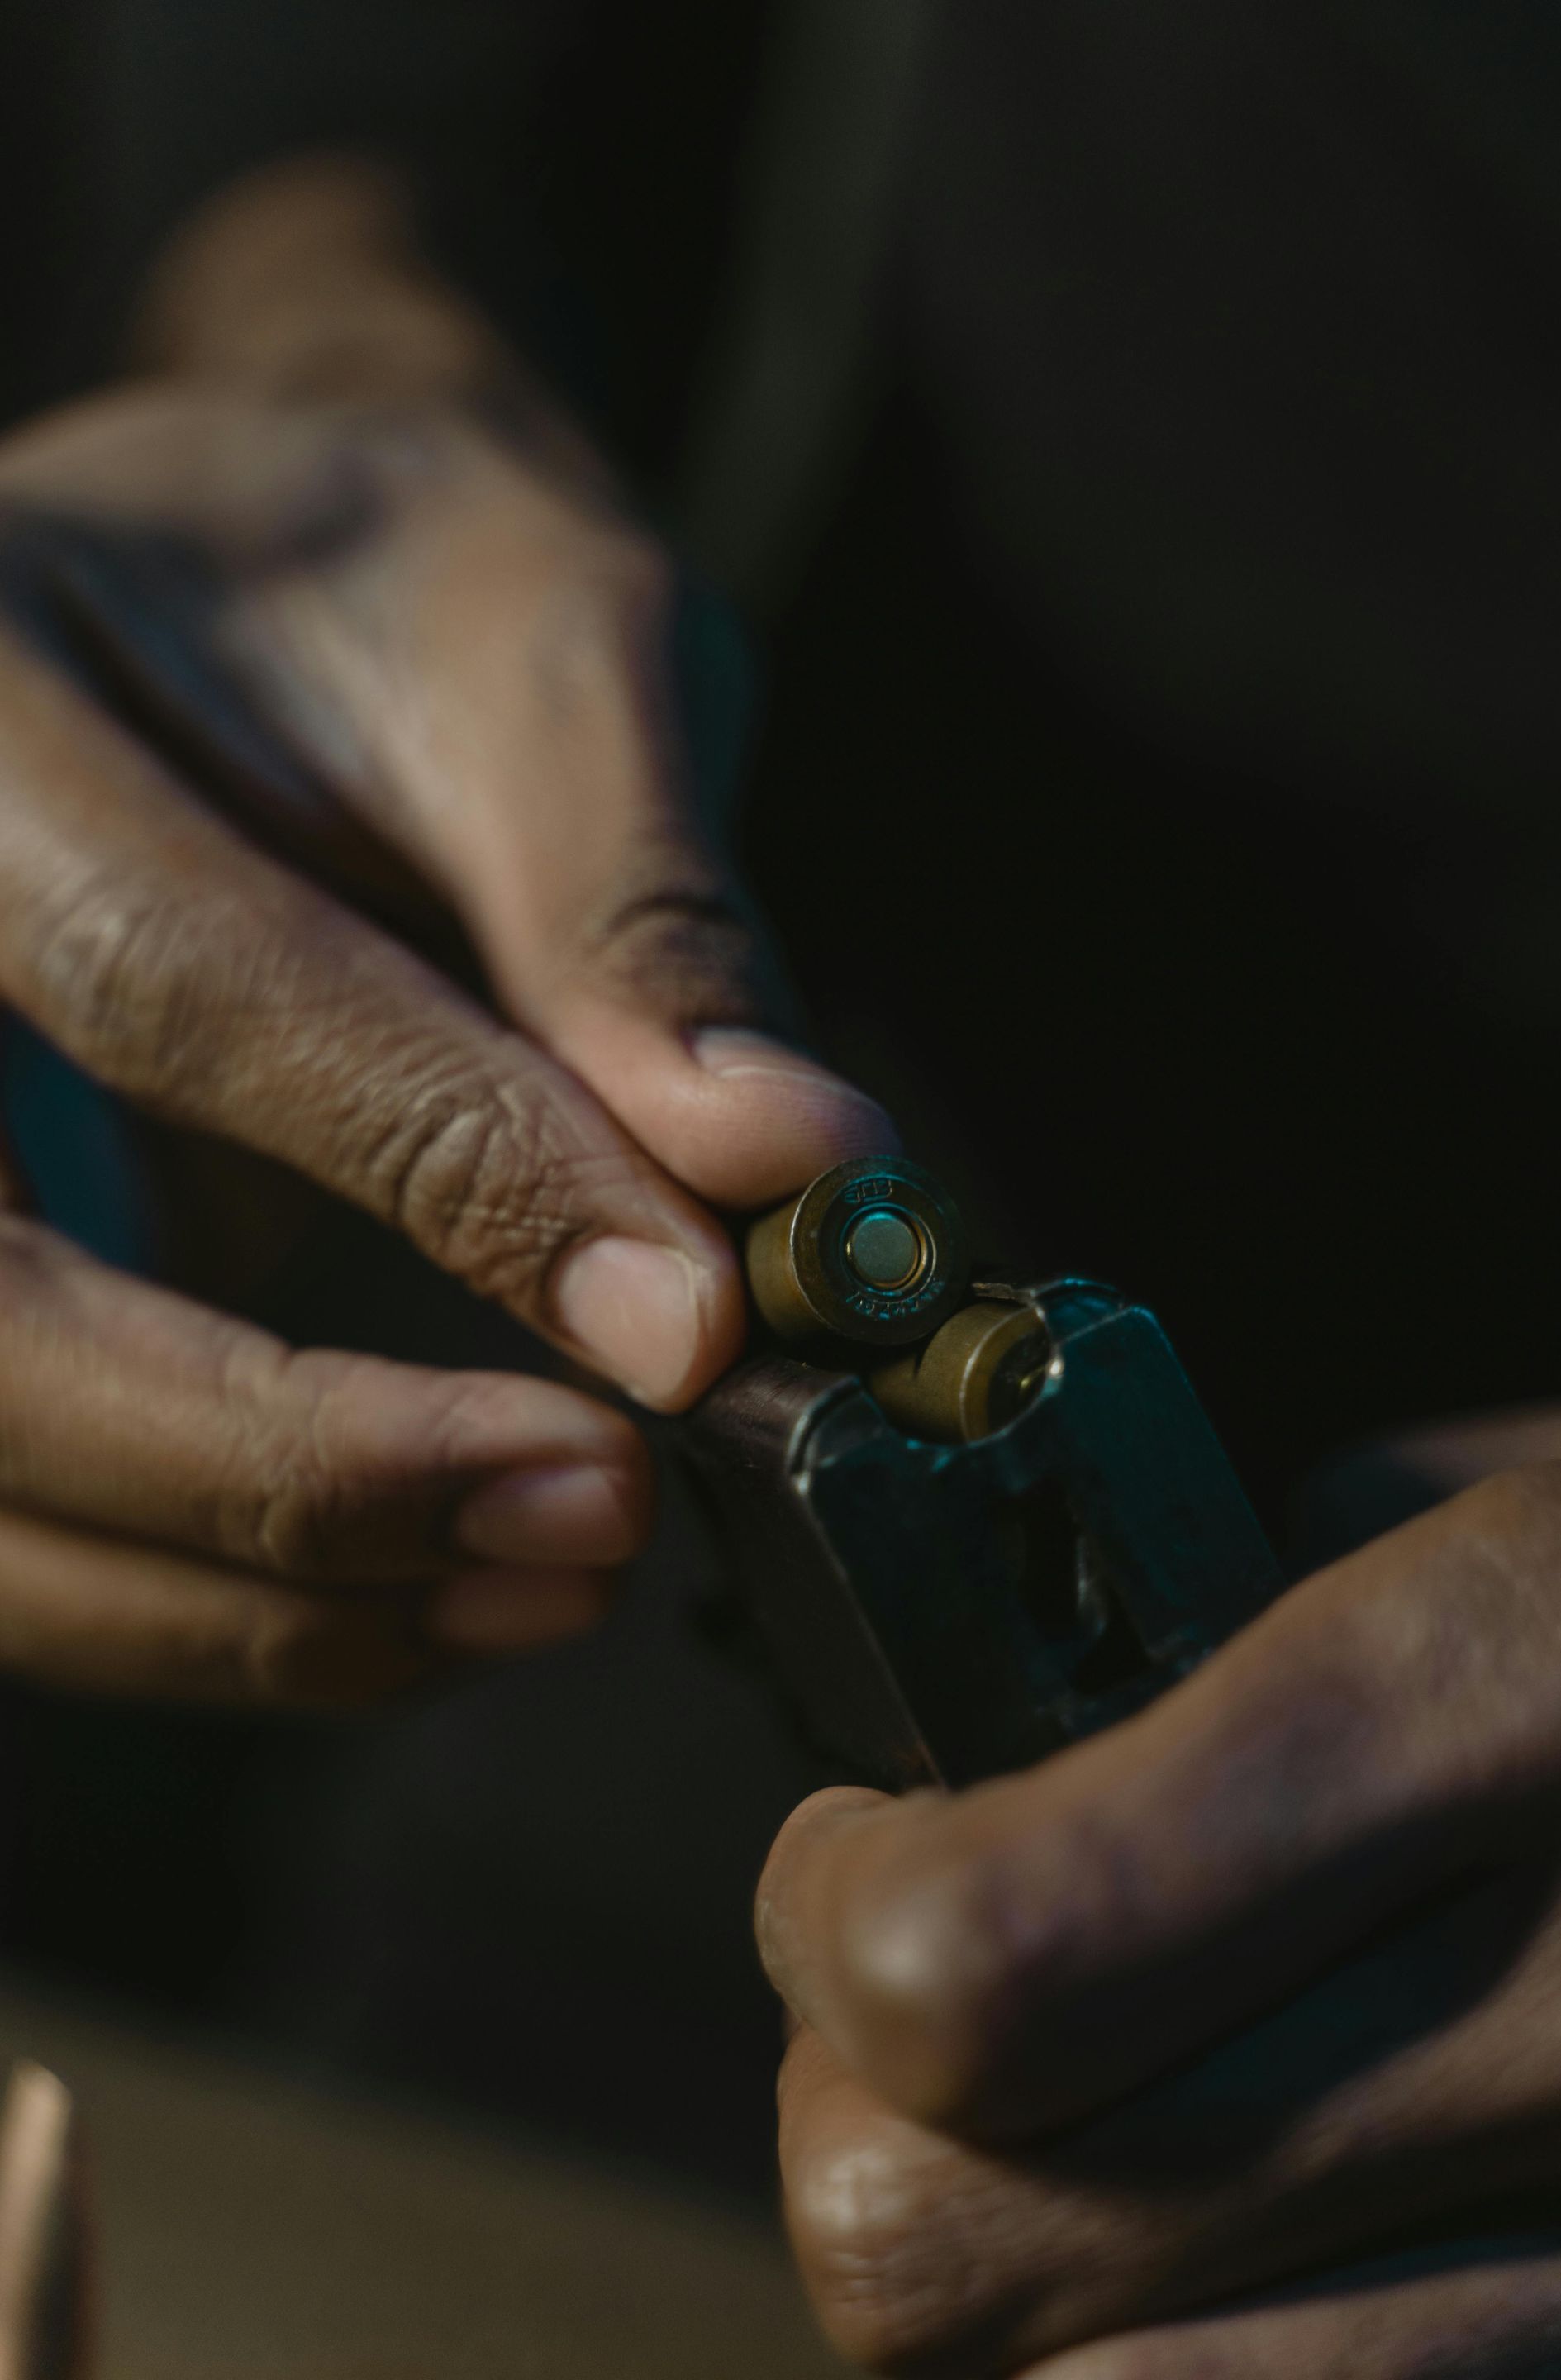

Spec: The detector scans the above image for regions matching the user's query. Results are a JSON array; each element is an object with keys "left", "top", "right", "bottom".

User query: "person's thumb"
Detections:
[{"left": 242, "top": 440, "right": 896, "bottom": 1207}]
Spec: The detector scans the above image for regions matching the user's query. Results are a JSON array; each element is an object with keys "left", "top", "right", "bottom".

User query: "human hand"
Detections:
[
  {"left": 0, "top": 158, "right": 888, "bottom": 1705},
  {"left": 759, "top": 1464, "right": 1561, "bottom": 2376}
]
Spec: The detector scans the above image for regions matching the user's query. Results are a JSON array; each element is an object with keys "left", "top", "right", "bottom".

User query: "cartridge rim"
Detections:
[{"left": 775, "top": 1156, "right": 961, "bottom": 1351}]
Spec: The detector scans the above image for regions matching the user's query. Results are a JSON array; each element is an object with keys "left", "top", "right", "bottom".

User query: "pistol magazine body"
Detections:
[{"left": 686, "top": 1183, "right": 1282, "bottom": 1790}]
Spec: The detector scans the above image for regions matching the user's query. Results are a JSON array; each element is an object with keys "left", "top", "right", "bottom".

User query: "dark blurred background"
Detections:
[{"left": 3, "top": 0, "right": 1561, "bottom": 2204}]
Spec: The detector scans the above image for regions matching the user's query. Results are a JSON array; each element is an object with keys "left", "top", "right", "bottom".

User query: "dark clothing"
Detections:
[
  {"left": 910, "top": 2, "right": 1561, "bottom": 808},
  {"left": 0, "top": 0, "right": 771, "bottom": 464}
]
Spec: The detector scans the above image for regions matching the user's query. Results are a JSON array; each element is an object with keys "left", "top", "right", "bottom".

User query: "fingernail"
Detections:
[
  {"left": 552, "top": 1235, "right": 707, "bottom": 1408},
  {"left": 426, "top": 1566, "right": 612, "bottom": 1654},
  {"left": 454, "top": 1463, "right": 645, "bottom": 1567},
  {"left": 690, "top": 1029, "right": 898, "bottom": 1148}
]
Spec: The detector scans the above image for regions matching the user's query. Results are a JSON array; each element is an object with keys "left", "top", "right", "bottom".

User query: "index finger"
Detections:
[
  {"left": 756, "top": 1464, "right": 1561, "bottom": 2139},
  {"left": 0, "top": 627, "right": 739, "bottom": 1408}
]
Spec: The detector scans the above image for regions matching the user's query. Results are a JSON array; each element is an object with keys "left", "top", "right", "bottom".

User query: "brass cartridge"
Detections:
[{"left": 745, "top": 1156, "right": 969, "bottom": 1352}]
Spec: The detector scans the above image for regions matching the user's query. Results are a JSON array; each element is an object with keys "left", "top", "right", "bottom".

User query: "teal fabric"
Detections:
[{"left": 4, "top": 1022, "right": 156, "bottom": 1273}]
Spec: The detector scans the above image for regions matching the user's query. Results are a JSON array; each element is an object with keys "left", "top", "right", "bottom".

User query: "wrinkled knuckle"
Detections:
[
  {"left": 1368, "top": 1460, "right": 1561, "bottom": 1688},
  {"left": 370, "top": 1083, "right": 510, "bottom": 1246},
  {"left": 368, "top": 1075, "right": 551, "bottom": 1295},
  {"left": 238, "top": 1446, "right": 341, "bottom": 1581},
  {"left": 364, "top": 1069, "right": 618, "bottom": 1310},
  {"left": 788, "top": 2133, "right": 968, "bottom": 2374},
  {"left": 835, "top": 1856, "right": 1022, "bottom": 2121},
  {"left": 30, "top": 873, "right": 269, "bottom": 1102},
  {"left": 31, "top": 879, "right": 182, "bottom": 1086},
  {"left": 587, "top": 848, "right": 757, "bottom": 1026},
  {"left": 202, "top": 1341, "right": 343, "bottom": 1578}
]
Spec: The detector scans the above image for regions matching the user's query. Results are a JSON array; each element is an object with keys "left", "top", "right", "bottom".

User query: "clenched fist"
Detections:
[{"left": 762, "top": 1459, "right": 1561, "bottom": 2377}]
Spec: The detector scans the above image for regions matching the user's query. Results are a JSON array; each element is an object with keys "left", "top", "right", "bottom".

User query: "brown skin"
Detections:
[
  {"left": 17, "top": 145, "right": 1561, "bottom": 2380},
  {"left": 0, "top": 155, "right": 890, "bottom": 1706},
  {"left": 759, "top": 1457, "right": 1561, "bottom": 2377}
]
